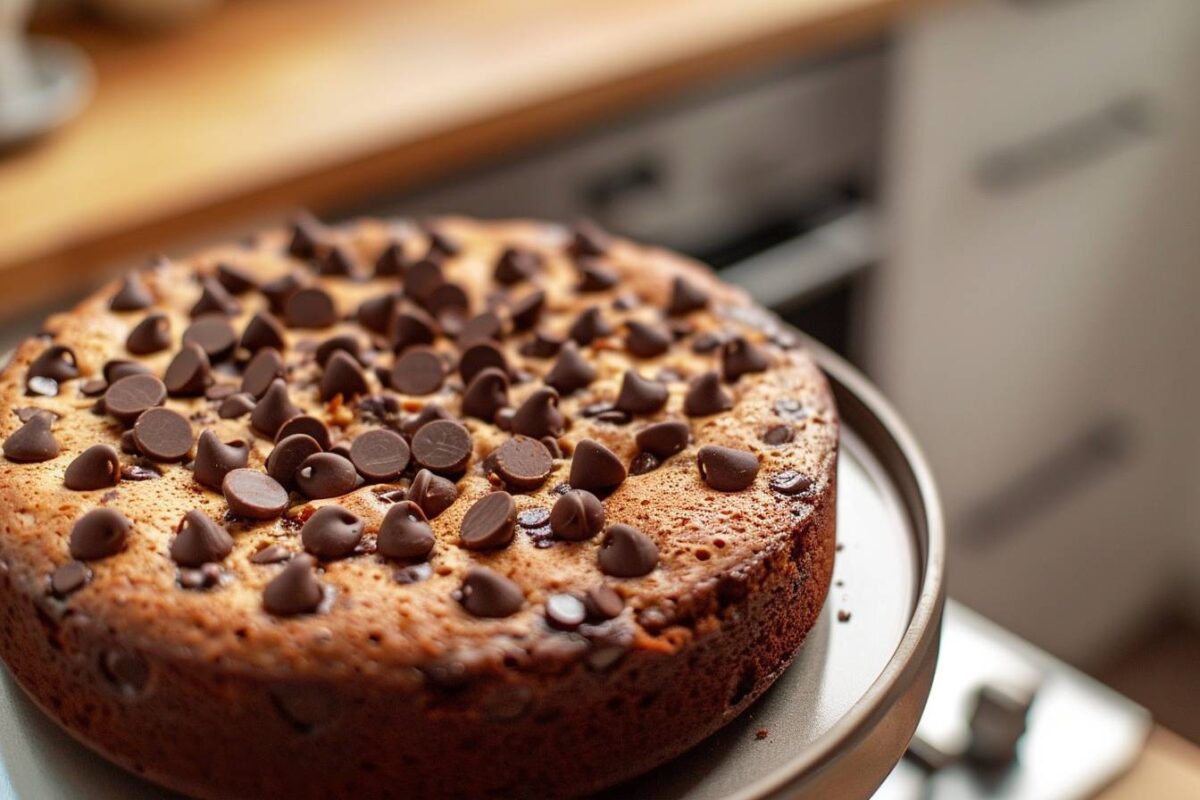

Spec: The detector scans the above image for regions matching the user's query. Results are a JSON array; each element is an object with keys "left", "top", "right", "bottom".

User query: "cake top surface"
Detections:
[{"left": 0, "top": 216, "right": 836, "bottom": 682}]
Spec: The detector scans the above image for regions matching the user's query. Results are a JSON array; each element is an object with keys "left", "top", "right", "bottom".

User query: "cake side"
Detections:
[{"left": 0, "top": 217, "right": 836, "bottom": 797}]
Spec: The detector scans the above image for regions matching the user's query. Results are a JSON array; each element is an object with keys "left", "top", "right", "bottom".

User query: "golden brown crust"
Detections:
[{"left": 0, "top": 217, "right": 836, "bottom": 797}]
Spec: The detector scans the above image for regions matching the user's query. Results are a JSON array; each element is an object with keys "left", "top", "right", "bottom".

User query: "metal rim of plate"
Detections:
[{"left": 747, "top": 337, "right": 947, "bottom": 799}]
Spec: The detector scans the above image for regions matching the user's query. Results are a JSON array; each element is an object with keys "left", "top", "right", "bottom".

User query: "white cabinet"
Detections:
[{"left": 871, "top": 0, "right": 1200, "bottom": 664}]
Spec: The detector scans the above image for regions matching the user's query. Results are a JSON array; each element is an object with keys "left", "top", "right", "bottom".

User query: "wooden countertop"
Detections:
[
  {"left": 1099, "top": 727, "right": 1200, "bottom": 799},
  {"left": 0, "top": 0, "right": 923, "bottom": 315}
]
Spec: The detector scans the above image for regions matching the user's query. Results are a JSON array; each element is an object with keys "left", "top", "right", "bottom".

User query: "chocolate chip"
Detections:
[
  {"left": 349, "top": 429, "right": 410, "bottom": 482},
  {"left": 567, "top": 220, "right": 609, "bottom": 257},
  {"left": 183, "top": 314, "right": 237, "bottom": 362},
  {"left": 508, "top": 289, "right": 545, "bottom": 332},
  {"left": 296, "top": 452, "right": 358, "bottom": 499},
  {"left": 378, "top": 500, "right": 435, "bottom": 560},
  {"left": 520, "top": 330, "right": 563, "bottom": 359},
  {"left": 223, "top": 469, "right": 289, "bottom": 519},
  {"left": 193, "top": 430, "right": 250, "bottom": 490},
  {"left": 684, "top": 371, "right": 733, "bottom": 417},
  {"left": 250, "top": 379, "right": 300, "bottom": 437},
  {"left": 457, "top": 311, "right": 504, "bottom": 346},
  {"left": 103, "top": 374, "right": 166, "bottom": 425},
  {"left": 125, "top": 313, "right": 171, "bottom": 355},
  {"left": 401, "top": 403, "right": 451, "bottom": 437},
  {"left": 287, "top": 213, "right": 324, "bottom": 259},
  {"left": 375, "top": 241, "right": 407, "bottom": 277},
  {"left": 119, "top": 429, "right": 139, "bottom": 454},
  {"left": 315, "top": 334, "right": 362, "bottom": 368},
  {"left": 667, "top": 275, "right": 708, "bottom": 315},
  {"left": 250, "top": 545, "right": 291, "bottom": 564},
  {"left": 510, "top": 387, "right": 564, "bottom": 439},
  {"left": 276, "top": 415, "right": 331, "bottom": 450},
  {"left": 164, "top": 343, "right": 211, "bottom": 396},
  {"left": 549, "top": 489, "right": 604, "bottom": 541},
  {"left": 427, "top": 282, "right": 470, "bottom": 319},
  {"left": 575, "top": 258, "right": 619, "bottom": 292},
  {"left": 357, "top": 293, "right": 400, "bottom": 335},
  {"left": 110, "top": 273, "right": 153, "bottom": 311},
  {"left": 50, "top": 561, "right": 91, "bottom": 597},
  {"left": 266, "top": 434, "right": 322, "bottom": 489},
  {"left": 191, "top": 277, "right": 240, "bottom": 317},
  {"left": 614, "top": 370, "right": 668, "bottom": 416},
  {"left": 697, "top": 445, "right": 759, "bottom": 492},
  {"left": 171, "top": 510, "right": 234, "bottom": 567},
  {"left": 495, "top": 246, "right": 541, "bottom": 284},
  {"left": 390, "top": 346, "right": 444, "bottom": 395},
  {"left": 318, "top": 244, "right": 359, "bottom": 278},
  {"left": 722, "top": 337, "right": 769, "bottom": 382},
  {"left": 320, "top": 351, "right": 369, "bottom": 401},
  {"left": 629, "top": 452, "right": 660, "bottom": 475},
  {"left": 133, "top": 408, "right": 193, "bottom": 462},
  {"left": 459, "top": 341, "right": 508, "bottom": 386},
  {"left": 178, "top": 563, "right": 222, "bottom": 590},
  {"left": 544, "top": 341, "right": 595, "bottom": 395},
  {"left": 216, "top": 262, "right": 256, "bottom": 295},
  {"left": 598, "top": 524, "right": 658, "bottom": 577},
  {"left": 262, "top": 554, "right": 323, "bottom": 616},
  {"left": 411, "top": 419, "right": 473, "bottom": 475},
  {"left": 425, "top": 227, "right": 460, "bottom": 260},
  {"left": 301, "top": 505, "right": 363, "bottom": 559},
  {"left": 205, "top": 383, "right": 237, "bottom": 401},
  {"left": 567, "top": 306, "right": 611, "bottom": 346},
  {"left": 260, "top": 273, "right": 303, "bottom": 314},
  {"left": 770, "top": 470, "right": 813, "bottom": 495},
  {"left": 625, "top": 320, "right": 671, "bottom": 358},
  {"left": 80, "top": 379, "right": 107, "bottom": 397},
  {"left": 459, "top": 491, "right": 516, "bottom": 550},
  {"left": 3, "top": 413, "right": 58, "bottom": 462},
  {"left": 69, "top": 508, "right": 131, "bottom": 560},
  {"left": 122, "top": 462, "right": 161, "bottom": 481},
  {"left": 239, "top": 311, "right": 287, "bottom": 353},
  {"left": 391, "top": 307, "right": 438, "bottom": 352},
  {"left": 28, "top": 345, "right": 79, "bottom": 384},
  {"left": 461, "top": 367, "right": 509, "bottom": 422},
  {"left": 491, "top": 436, "right": 553, "bottom": 490},
  {"left": 404, "top": 258, "right": 444, "bottom": 306},
  {"left": 406, "top": 468, "right": 457, "bottom": 519},
  {"left": 545, "top": 593, "right": 587, "bottom": 630},
  {"left": 584, "top": 584, "right": 624, "bottom": 620},
  {"left": 285, "top": 286, "right": 338, "bottom": 328},
  {"left": 763, "top": 424, "right": 794, "bottom": 445},
  {"left": 691, "top": 331, "right": 722, "bottom": 353},
  {"left": 241, "top": 348, "right": 285, "bottom": 398},
  {"left": 458, "top": 566, "right": 523, "bottom": 618},
  {"left": 64, "top": 445, "right": 121, "bottom": 490},
  {"left": 218, "top": 392, "right": 256, "bottom": 419},
  {"left": 635, "top": 420, "right": 689, "bottom": 459},
  {"left": 14, "top": 407, "right": 54, "bottom": 424},
  {"left": 568, "top": 439, "right": 625, "bottom": 495}
]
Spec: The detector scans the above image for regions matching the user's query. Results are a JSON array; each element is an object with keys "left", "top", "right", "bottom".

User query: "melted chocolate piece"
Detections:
[
  {"left": 50, "top": 561, "right": 92, "bottom": 598},
  {"left": 770, "top": 470, "right": 813, "bottom": 496}
]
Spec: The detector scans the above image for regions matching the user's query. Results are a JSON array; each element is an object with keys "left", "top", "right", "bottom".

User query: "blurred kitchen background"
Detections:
[{"left": 1, "top": 0, "right": 1198, "bottom": 795}]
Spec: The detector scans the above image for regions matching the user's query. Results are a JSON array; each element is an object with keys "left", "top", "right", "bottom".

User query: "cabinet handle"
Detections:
[
  {"left": 975, "top": 94, "right": 1155, "bottom": 193},
  {"left": 958, "top": 416, "right": 1135, "bottom": 549}
]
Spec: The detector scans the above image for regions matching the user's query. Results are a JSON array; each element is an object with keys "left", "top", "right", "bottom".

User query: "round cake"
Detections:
[{"left": 0, "top": 216, "right": 837, "bottom": 798}]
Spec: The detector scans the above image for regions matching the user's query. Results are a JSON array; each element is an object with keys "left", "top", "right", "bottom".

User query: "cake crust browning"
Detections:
[{"left": 0, "top": 218, "right": 836, "bottom": 798}]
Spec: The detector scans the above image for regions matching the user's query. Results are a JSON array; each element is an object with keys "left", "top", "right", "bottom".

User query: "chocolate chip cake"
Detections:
[{"left": 0, "top": 216, "right": 837, "bottom": 798}]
